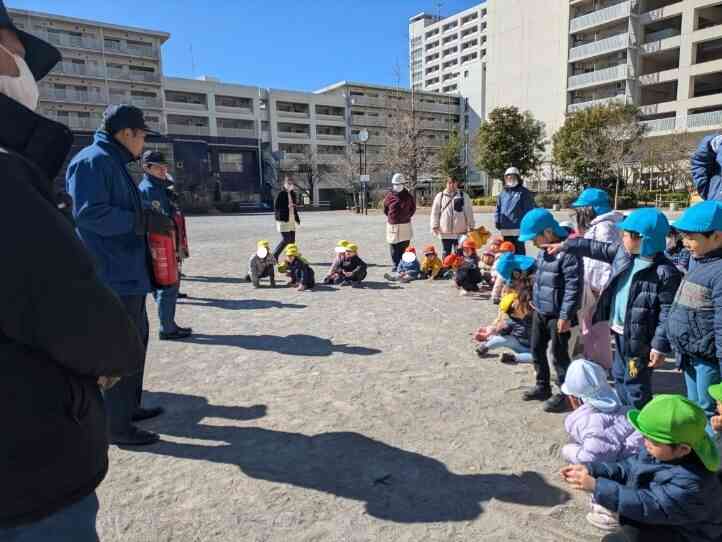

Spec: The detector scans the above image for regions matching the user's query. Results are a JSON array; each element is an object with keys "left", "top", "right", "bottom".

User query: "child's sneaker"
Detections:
[
  {"left": 499, "top": 353, "right": 518, "bottom": 365},
  {"left": 459, "top": 290, "right": 472, "bottom": 297},
  {"left": 399, "top": 276, "right": 411, "bottom": 284},
  {"left": 384, "top": 272, "right": 397, "bottom": 282},
  {"left": 475, "top": 344, "right": 489, "bottom": 358}
]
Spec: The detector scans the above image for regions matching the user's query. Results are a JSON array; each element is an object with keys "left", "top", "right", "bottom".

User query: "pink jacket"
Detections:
[
  {"left": 582, "top": 211, "right": 623, "bottom": 292},
  {"left": 562, "top": 404, "right": 643, "bottom": 464}
]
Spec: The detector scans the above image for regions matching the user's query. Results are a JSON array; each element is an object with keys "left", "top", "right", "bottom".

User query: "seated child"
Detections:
[
  {"left": 455, "top": 239, "right": 483, "bottom": 296},
  {"left": 479, "top": 250, "right": 496, "bottom": 289},
  {"left": 421, "top": 245, "right": 444, "bottom": 280},
  {"left": 561, "top": 395, "right": 722, "bottom": 541},
  {"left": 665, "top": 226, "right": 691, "bottom": 273},
  {"left": 386, "top": 246, "right": 421, "bottom": 283},
  {"left": 442, "top": 252, "right": 463, "bottom": 279},
  {"left": 491, "top": 241, "right": 516, "bottom": 303},
  {"left": 475, "top": 253, "right": 535, "bottom": 364},
  {"left": 323, "top": 240, "right": 351, "bottom": 284},
  {"left": 246, "top": 239, "right": 277, "bottom": 288},
  {"left": 283, "top": 244, "right": 315, "bottom": 291},
  {"left": 336, "top": 243, "right": 367, "bottom": 286}
]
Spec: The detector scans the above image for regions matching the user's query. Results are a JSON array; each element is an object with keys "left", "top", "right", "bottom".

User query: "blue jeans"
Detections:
[
  {"left": 683, "top": 357, "right": 720, "bottom": 432},
  {"left": 612, "top": 332, "right": 652, "bottom": 409},
  {"left": 484, "top": 335, "right": 533, "bottom": 363},
  {"left": 0, "top": 493, "right": 99, "bottom": 542},
  {"left": 153, "top": 283, "right": 179, "bottom": 334}
]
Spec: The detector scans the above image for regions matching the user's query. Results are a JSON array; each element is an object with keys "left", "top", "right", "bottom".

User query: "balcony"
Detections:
[
  {"left": 276, "top": 110, "right": 309, "bottom": 119},
  {"left": 317, "top": 154, "right": 344, "bottom": 164},
  {"left": 639, "top": 67, "right": 679, "bottom": 86},
  {"left": 420, "top": 120, "right": 455, "bottom": 130},
  {"left": 640, "top": 1, "right": 683, "bottom": 25},
  {"left": 641, "top": 117, "right": 676, "bottom": 132},
  {"left": 315, "top": 113, "right": 346, "bottom": 123},
  {"left": 688, "top": 110, "right": 722, "bottom": 130},
  {"left": 45, "top": 115, "right": 103, "bottom": 131},
  {"left": 106, "top": 67, "right": 161, "bottom": 83},
  {"left": 108, "top": 94, "right": 162, "bottom": 109},
  {"left": 351, "top": 115, "right": 385, "bottom": 127},
  {"left": 567, "top": 94, "right": 626, "bottom": 113},
  {"left": 217, "top": 128, "right": 256, "bottom": 138},
  {"left": 350, "top": 95, "right": 387, "bottom": 108},
  {"left": 277, "top": 130, "right": 310, "bottom": 139},
  {"left": 316, "top": 133, "right": 346, "bottom": 141},
  {"left": 104, "top": 41, "right": 158, "bottom": 59},
  {"left": 569, "top": 32, "right": 629, "bottom": 62},
  {"left": 644, "top": 27, "right": 680, "bottom": 43},
  {"left": 568, "top": 63, "right": 629, "bottom": 90},
  {"left": 40, "top": 86, "right": 107, "bottom": 105},
  {"left": 570, "top": 1, "right": 631, "bottom": 34},
  {"left": 51, "top": 61, "right": 104, "bottom": 78},
  {"left": 35, "top": 30, "right": 101, "bottom": 51},
  {"left": 167, "top": 124, "right": 210, "bottom": 136}
]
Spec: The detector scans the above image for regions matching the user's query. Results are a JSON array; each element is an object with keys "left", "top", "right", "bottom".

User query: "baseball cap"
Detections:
[
  {"left": 672, "top": 201, "right": 722, "bottom": 234},
  {"left": 102, "top": 104, "right": 160, "bottom": 136},
  {"left": 0, "top": 1, "right": 60, "bottom": 81},
  {"left": 142, "top": 150, "right": 167, "bottom": 166}
]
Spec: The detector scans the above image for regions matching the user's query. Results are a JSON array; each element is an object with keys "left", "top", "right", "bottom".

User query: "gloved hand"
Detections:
[{"left": 144, "top": 209, "right": 175, "bottom": 235}]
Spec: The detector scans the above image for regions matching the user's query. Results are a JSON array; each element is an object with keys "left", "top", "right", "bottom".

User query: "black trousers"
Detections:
[
  {"left": 442, "top": 238, "right": 459, "bottom": 259},
  {"left": 503, "top": 235, "right": 526, "bottom": 255},
  {"left": 455, "top": 267, "right": 482, "bottom": 291},
  {"left": 273, "top": 231, "right": 296, "bottom": 260},
  {"left": 602, "top": 523, "right": 685, "bottom": 542},
  {"left": 389, "top": 240, "right": 410, "bottom": 271},
  {"left": 530, "top": 312, "right": 571, "bottom": 389},
  {"left": 334, "top": 268, "right": 367, "bottom": 284},
  {"left": 105, "top": 295, "right": 148, "bottom": 435}
]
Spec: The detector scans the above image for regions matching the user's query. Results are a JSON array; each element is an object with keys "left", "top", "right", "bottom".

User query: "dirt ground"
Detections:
[{"left": 97, "top": 210, "right": 683, "bottom": 542}]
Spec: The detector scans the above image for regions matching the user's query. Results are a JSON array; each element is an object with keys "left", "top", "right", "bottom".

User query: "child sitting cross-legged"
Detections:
[
  {"left": 421, "top": 245, "right": 444, "bottom": 280},
  {"left": 281, "top": 244, "right": 315, "bottom": 291},
  {"left": 335, "top": 243, "right": 367, "bottom": 287},
  {"left": 323, "top": 240, "right": 351, "bottom": 284},
  {"left": 385, "top": 246, "right": 421, "bottom": 283},
  {"left": 561, "top": 395, "right": 722, "bottom": 541},
  {"left": 475, "top": 252, "right": 535, "bottom": 364}
]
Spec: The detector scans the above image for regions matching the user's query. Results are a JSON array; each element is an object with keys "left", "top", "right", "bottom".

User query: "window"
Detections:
[{"left": 219, "top": 153, "right": 244, "bottom": 173}]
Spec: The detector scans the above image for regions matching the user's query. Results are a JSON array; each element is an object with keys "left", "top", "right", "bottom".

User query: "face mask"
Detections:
[
  {"left": 505, "top": 180, "right": 519, "bottom": 188},
  {"left": 285, "top": 183, "right": 294, "bottom": 191},
  {"left": 393, "top": 185, "right": 405, "bottom": 193},
  {"left": 0, "top": 45, "right": 39, "bottom": 111}
]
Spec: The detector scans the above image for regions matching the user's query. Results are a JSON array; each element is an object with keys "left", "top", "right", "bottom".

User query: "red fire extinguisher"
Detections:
[
  {"left": 172, "top": 209, "right": 190, "bottom": 259},
  {"left": 148, "top": 230, "right": 179, "bottom": 287}
]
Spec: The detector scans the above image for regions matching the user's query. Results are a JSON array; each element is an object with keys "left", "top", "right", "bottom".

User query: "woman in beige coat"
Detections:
[{"left": 430, "top": 176, "right": 475, "bottom": 257}]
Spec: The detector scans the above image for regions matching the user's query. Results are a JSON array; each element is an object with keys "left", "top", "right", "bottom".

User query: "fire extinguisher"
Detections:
[
  {"left": 172, "top": 209, "right": 190, "bottom": 259},
  {"left": 148, "top": 229, "right": 179, "bottom": 287}
]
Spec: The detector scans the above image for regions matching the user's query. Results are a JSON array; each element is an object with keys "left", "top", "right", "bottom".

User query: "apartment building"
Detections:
[
  {"left": 566, "top": 0, "right": 722, "bottom": 136},
  {"left": 8, "top": 8, "right": 168, "bottom": 134}
]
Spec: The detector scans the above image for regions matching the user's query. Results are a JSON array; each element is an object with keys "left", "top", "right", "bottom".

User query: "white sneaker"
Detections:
[
  {"left": 586, "top": 510, "right": 619, "bottom": 532},
  {"left": 459, "top": 290, "right": 472, "bottom": 297}
]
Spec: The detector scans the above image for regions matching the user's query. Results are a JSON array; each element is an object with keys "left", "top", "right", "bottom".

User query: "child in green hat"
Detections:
[{"left": 561, "top": 395, "right": 722, "bottom": 541}]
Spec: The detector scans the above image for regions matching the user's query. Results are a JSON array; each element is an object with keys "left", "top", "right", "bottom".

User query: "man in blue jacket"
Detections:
[
  {"left": 691, "top": 134, "right": 722, "bottom": 201},
  {"left": 138, "top": 150, "right": 192, "bottom": 341},
  {"left": 67, "top": 105, "right": 171, "bottom": 446},
  {"left": 495, "top": 166, "right": 536, "bottom": 255}
]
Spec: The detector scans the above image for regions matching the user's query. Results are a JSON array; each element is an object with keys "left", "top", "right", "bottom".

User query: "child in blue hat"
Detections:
[
  {"left": 518, "top": 209, "right": 583, "bottom": 412},
  {"left": 666, "top": 201, "right": 722, "bottom": 429},
  {"left": 547, "top": 208, "right": 682, "bottom": 409}
]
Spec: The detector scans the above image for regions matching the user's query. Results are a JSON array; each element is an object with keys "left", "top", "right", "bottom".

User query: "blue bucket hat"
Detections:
[
  {"left": 561, "top": 359, "right": 621, "bottom": 413},
  {"left": 519, "top": 208, "right": 568, "bottom": 242},
  {"left": 572, "top": 188, "right": 612, "bottom": 216},
  {"left": 672, "top": 201, "right": 722, "bottom": 233},
  {"left": 496, "top": 253, "right": 536, "bottom": 283},
  {"left": 619, "top": 208, "right": 669, "bottom": 257}
]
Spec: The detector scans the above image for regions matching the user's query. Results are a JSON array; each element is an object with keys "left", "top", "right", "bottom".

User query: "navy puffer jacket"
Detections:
[
  {"left": 666, "top": 249, "right": 722, "bottom": 368},
  {"left": 691, "top": 134, "right": 722, "bottom": 201},
  {"left": 495, "top": 182, "right": 536, "bottom": 231},
  {"left": 564, "top": 239, "right": 681, "bottom": 356},
  {"left": 531, "top": 249, "right": 583, "bottom": 321}
]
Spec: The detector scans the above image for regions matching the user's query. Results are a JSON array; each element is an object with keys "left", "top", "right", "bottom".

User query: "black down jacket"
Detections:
[{"left": 531, "top": 249, "right": 583, "bottom": 322}]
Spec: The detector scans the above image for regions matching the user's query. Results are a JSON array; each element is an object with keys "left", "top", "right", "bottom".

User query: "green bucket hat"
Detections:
[
  {"left": 628, "top": 395, "right": 720, "bottom": 472},
  {"left": 709, "top": 383, "right": 722, "bottom": 403}
]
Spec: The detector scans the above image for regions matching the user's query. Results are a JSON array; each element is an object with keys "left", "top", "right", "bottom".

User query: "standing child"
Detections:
[
  {"left": 455, "top": 239, "right": 483, "bottom": 296},
  {"left": 666, "top": 202, "right": 722, "bottom": 429},
  {"left": 561, "top": 395, "right": 722, "bottom": 542},
  {"left": 549, "top": 208, "right": 682, "bottom": 410},
  {"left": 246, "top": 240, "right": 277, "bottom": 288},
  {"left": 336, "top": 243, "right": 368, "bottom": 286},
  {"left": 421, "top": 245, "right": 444, "bottom": 280},
  {"left": 518, "top": 209, "right": 583, "bottom": 412},
  {"left": 283, "top": 244, "right": 315, "bottom": 291},
  {"left": 665, "top": 226, "right": 691, "bottom": 273},
  {"left": 323, "top": 240, "right": 351, "bottom": 284},
  {"left": 475, "top": 253, "right": 536, "bottom": 364}
]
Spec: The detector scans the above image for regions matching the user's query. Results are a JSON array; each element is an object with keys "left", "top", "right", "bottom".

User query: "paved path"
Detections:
[{"left": 98, "top": 210, "right": 683, "bottom": 542}]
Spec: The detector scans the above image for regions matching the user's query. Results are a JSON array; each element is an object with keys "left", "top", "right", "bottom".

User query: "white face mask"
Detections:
[
  {"left": 0, "top": 44, "right": 39, "bottom": 111},
  {"left": 393, "top": 184, "right": 406, "bottom": 193},
  {"left": 505, "top": 179, "right": 519, "bottom": 188},
  {"left": 284, "top": 183, "right": 294, "bottom": 191}
]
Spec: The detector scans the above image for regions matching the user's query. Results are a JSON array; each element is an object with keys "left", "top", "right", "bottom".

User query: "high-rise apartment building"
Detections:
[{"left": 8, "top": 7, "right": 169, "bottom": 134}]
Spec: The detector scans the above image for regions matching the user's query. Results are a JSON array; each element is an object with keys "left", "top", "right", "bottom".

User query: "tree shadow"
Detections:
[
  {"left": 178, "top": 298, "right": 307, "bottom": 310},
  {"left": 184, "top": 333, "right": 382, "bottom": 357},
  {"left": 183, "top": 275, "right": 245, "bottom": 285},
  {"left": 139, "top": 391, "right": 571, "bottom": 524}
]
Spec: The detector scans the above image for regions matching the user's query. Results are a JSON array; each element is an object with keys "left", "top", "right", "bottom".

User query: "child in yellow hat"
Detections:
[
  {"left": 283, "top": 244, "right": 315, "bottom": 291},
  {"left": 323, "top": 240, "right": 351, "bottom": 284},
  {"left": 245, "top": 240, "right": 277, "bottom": 288}
]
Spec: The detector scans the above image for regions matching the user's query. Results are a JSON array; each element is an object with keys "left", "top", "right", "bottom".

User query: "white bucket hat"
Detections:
[
  {"left": 391, "top": 173, "right": 407, "bottom": 185},
  {"left": 504, "top": 167, "right": 520, "bottom": 177},
  {"left": 561, "top": 359, "right": 620, "bottom": 413}
]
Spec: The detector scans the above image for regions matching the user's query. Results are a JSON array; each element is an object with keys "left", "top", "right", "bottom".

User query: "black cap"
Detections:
[
  {"left": 142, "top": 150, "right": 167, "bottom": 165},
  {"left": 0, "top": 2, "right": 61, "bottom": 81},
  {"left": 102, "top": 104, "right": 160, "bottom": 136}
]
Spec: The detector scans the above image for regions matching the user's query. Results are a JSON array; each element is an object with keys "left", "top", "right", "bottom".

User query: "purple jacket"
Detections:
[{"left": 562, "top": 404, "right": 643, "bottom": 464}]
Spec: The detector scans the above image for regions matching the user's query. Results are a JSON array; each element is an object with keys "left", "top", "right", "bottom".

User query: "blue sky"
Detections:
[{"left": 8, "top": 0, "right": 480, "bottom": 90}]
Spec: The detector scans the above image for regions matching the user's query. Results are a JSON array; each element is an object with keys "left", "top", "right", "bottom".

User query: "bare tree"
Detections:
[{"left": 382, "top": 105, "right": 438, "bottom": 189}]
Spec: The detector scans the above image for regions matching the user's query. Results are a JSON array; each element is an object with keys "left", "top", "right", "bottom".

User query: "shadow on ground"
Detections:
[
  {"left": 178, "top": 298, "right": 306, "bottom": 311},
  {"left": 183, "top": 275, "right": 245, "bottom": 285},
  {"left": 184, "top": 333, "right": 382, "bottom": 357},
  {"left": 141, "top": 392, "right": 570, "bottom": 524}
]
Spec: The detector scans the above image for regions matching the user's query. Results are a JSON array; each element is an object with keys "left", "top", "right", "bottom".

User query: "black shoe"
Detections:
[
  {"left": 159, "top": 328, "right": 192, "bottom": 341},
  {"left": 132, "top": 406, "right": 165, "bottom": 422},
  {"left": 499, "top": 353, "right": 518, "bottom": 365},
  {"left": 340, "top": 280, "right": 352, "bottom": 286},
  {"left": 109, "top": 427, "right": 160, "bottom": 446},
  {"left": 543, "top": 393, "right": 572, "bottom": 413},
  {"left": 522, "top": 385, "right": 552, "bottom": 402},
  {"left": 177, "top": 292, "right": 188, "bottom": 299},
  {"left": 475, "top": 344, "right": 489, "bottom": 358}
]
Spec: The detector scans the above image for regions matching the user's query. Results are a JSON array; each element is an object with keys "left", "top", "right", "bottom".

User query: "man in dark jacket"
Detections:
[
  {"left": 138, "top": 150, "right": 192, "bottom": 341},
  {"left": 691, "top": 134, "right": 722, "bottom": 201},
  {"left": 518, "top": 209, "right": 583, "bottom": 413},
  {"left": 0, "top": 6, "right": 145, "bottom": 538},
  {"left": 495, "top": 166, "right": 536, "bottom": 255},
  {"left": 67, "top": 104, "right": 171, "bottom": 446},
  {"left": 553, "top": 208, "right": 682, "bottom": 410}
]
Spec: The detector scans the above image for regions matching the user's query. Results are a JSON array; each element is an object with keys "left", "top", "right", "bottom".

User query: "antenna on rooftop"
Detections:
[
  {"left": 189, "top": 42, "right": 196, "bottom": 77},
  {"left": 436, "top": 0, "right": 443, "bottom": 20}
]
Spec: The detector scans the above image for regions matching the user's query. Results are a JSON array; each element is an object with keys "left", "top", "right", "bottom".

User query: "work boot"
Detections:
[
  {"left": 522, "top": 385, "right": 552, "bottom": 402},
  {"left": 543, "top": 393, "right": 572, "bottom": 413}
]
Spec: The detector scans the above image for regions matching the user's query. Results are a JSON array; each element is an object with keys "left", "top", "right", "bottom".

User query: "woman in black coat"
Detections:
[{"left": 273, "top": 175, "right": 301, "bottom": 260}]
